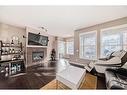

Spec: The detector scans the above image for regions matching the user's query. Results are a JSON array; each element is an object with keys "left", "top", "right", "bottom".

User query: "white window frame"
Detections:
[
  {"left": 58, "top": 40, "right": 66, "bottom": 55},
  {"left": 100, "top": 24, "right": 127, "bottom": 58},
  {"left": 66, "top": 41, "right": 74, "bottom": 55},
  {"left": 79, "top": 30, "right": 97, "bottom": 60}
]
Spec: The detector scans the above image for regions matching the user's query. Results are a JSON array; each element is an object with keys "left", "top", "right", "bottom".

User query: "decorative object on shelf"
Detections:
[
  {"left": 11, "top": 40, "right": 14, "bottom": 46},
  {"left": 11, "top": 35, "right": 19, "bottom": 45}
]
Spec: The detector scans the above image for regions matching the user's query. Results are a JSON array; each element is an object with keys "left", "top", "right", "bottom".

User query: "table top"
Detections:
[{"left": 56, "top": 65, "right": 86, "bottom": 89}]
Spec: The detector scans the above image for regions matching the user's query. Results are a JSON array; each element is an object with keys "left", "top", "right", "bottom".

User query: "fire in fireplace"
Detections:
[{"left": 32, "top": 51, "right": 44, "bottom": 62}]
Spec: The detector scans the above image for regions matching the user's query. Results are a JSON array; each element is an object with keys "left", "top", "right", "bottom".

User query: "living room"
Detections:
[{"left": 0, "top": 5, "right": 127, "bottom": 91}]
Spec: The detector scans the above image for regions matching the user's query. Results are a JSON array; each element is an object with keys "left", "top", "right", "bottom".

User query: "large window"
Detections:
[
  {"left": 58, "top": 41, "right": 65, "bottom": 58},
  {"left": 80, "top": 31, "right": 97, "bottom": 60},
  {"left": 66, "top": 41, "right": 74, "bottom": 55},
  {"left": 79, "top": 24, "right": 127, "bottom": 60},
  {"left": 123, "top": 31, "right": 127, "bottom": 50},
  {"left": 101, "top": 27, "right": 127, "bottom": 57}
]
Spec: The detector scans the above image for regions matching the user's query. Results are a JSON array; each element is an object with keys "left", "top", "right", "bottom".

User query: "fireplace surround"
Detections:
[{"left": 27, "top": 47, "right": 47, "bottom": 67}]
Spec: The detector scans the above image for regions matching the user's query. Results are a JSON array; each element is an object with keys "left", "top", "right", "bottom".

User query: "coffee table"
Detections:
[{"left": 56, "top": 65, "right": 86, "bottom": 89}]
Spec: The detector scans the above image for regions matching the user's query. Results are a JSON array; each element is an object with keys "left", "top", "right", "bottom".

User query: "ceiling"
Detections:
[{"left": 0, "top": 6, "right": 127, "bottom": 37}]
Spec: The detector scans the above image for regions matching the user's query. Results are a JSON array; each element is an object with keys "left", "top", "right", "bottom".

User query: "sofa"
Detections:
[{"left": 105, "top": 67, "right": 127, "bottom": 89}]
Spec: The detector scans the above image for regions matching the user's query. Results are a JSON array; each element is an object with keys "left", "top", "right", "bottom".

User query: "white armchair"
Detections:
[
  {"left": 95, "top": 50, "right": 127, "bottom": 73},
  {"left": 87, "top": 50, "right": 127, "bottom": 74},
  {"left": 96, "top": 56, "right": 121, "bottom": 65}
]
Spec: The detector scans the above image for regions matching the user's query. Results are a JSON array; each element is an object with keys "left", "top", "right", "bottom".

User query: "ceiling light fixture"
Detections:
[{"left": 39, "top": 27, "right": 47, "bottom": 32}]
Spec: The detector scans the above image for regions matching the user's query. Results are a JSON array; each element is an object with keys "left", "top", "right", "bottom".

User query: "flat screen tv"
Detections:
[{"left": 28, "top": 32, "right": 49, "bottom": 46}]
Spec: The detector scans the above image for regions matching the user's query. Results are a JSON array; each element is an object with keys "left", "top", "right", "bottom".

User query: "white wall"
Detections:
[{"left": 0, "top": 23, "right": 26, "bottom": 46}]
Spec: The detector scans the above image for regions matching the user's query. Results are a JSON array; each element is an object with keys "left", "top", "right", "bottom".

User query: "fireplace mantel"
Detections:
[{"left": 26, "top": 45, "right": 47, "bottom": 48}]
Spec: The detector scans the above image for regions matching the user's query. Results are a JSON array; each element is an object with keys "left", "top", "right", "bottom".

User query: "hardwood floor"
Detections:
[
  {"left": 41, "top": 73, "right": 97, "bottom": 89},
  {"left": 0, "top": 59, "right": 106, "bottom": 89},
  {"left": 0, "top": 61, "right": 57, "bottom": 89},
  {"left": 97, "top": 76, "right": 106, "bottom": 89}
]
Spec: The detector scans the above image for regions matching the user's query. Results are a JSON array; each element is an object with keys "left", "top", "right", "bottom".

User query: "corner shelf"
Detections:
[
  {"left": 0, "top": 41, "right": 25, "bottom": 78},
  {"left": 0, "top": 41, "right": 23, "bottom": 57}
]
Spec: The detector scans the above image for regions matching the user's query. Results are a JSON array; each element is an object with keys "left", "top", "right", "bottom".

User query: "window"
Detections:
[
  {"left": 66, "top": 41, "right": 74, "bottom": 55},
  {"left": 101, "top": 26, "right": 127, "bottom": 57},
  {"left": 58, "top": 41, "right": 65, "bottom": 55},
  {"left": 80, "top": 31, "right": 97, "bottom": 60},
  {"left": 123, "top": 32, "right": 127, "bottom": 50}
]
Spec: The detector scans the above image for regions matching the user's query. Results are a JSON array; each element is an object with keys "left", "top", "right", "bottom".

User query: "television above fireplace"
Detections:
[{"left": 28, "top": 32, "right": 49, "bottom": 46}]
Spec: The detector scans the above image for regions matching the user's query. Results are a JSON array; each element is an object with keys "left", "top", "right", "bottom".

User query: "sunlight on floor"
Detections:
[{"left": 56, "top": 59, "right": 70, "bottom": 73}]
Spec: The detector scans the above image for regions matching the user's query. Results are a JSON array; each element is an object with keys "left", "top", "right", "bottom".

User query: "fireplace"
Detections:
[
  {"left": 27, "top": 47, "right": 47, "bottom": 67},
  {"left": 32, "top": 51, "right": 44, "bottom": 62}
]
